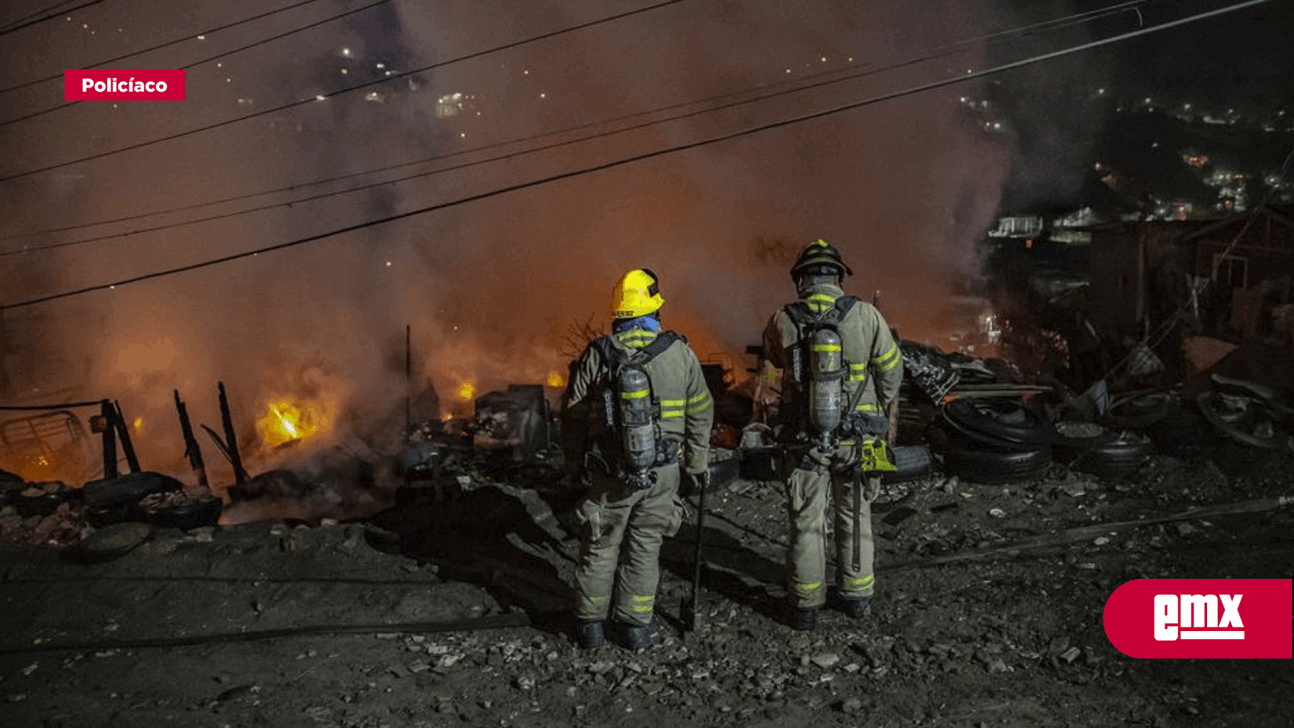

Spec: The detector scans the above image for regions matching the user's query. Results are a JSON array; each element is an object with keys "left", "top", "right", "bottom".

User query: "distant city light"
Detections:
[
  {"left": 197, "top": 34, "right": 205, "bottom": 40},
  {"left": 342, "top": 48, "right": 351, "bottom": 57},
  {"left": 316, "top": 95, "right": 325, "bottom": 101}
]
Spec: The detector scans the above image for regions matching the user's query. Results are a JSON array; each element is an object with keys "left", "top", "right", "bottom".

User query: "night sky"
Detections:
[{"left": 0, "top": 0, "right": 1290, "bottom": 445}]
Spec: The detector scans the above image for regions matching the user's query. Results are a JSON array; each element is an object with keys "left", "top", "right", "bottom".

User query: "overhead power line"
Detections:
[
  {"left": 0, "top": 0, "right": 693, "bottom": 183},
  {"left": 0, "top": 0, "right": 108, "bottom": 37},
  {"left": 0, "top": 0, "right": 79, "bottom": 32},
  {"left": 0, "top": 0, "right": 1272, "bottom": 312},
  {"left": 0, "top": 0, "right": 393, "bottom": 127},
  {"left": 0, "top": 0, "right": 1148, "bottom": 254},
  {"left": 0, "top": 0, "right": 325, "bottom": 95}
]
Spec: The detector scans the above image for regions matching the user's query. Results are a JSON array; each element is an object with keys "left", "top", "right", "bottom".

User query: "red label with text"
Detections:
[
  {"left": 1104, "top": 579, "right": 1291, "bottom": 658},
  {"left": 64, "top": 69, "right": 186, "bottom": 100}
]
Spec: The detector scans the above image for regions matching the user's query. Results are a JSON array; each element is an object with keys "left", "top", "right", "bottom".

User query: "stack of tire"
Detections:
[
  {"left": 935, "top": 399, "right": 1056, "bottom": 484},
  {"left": 934, "top": 398, "right": 1154, "bottom": 484}
]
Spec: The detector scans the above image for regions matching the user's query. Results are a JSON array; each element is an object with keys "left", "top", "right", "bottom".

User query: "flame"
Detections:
[
  {"left": 257, "top": 399, "right": 328, "bottom": 448},
  {"left": 133, "top": 417, "right": 143, "bottom": 430},
  {"left": 442, "top": 412, "right": 453, "bottom": 422},
  {"left": 458, "top": 382, "right": 476, "bottom": 400},
  {"left": 546, "top": 371, "right": 565, "bottom": 388}
]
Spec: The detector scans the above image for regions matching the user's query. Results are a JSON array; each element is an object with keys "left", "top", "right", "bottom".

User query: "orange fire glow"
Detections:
[
  {"left": 458, "top": 382, "right": 476, "bottom": 400},
  {"left": 257, "top": 400, "right": 328, "bottom": 448},
  {"left": 133, "top": 417, "right": 143, "bottom": 431},
  {"left": 546, "top": 371, "right": 565, "bottom": 388}
]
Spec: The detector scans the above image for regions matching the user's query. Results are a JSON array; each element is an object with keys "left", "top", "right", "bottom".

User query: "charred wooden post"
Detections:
[
  {"left": 112, "top": 400, "right": 141, "bottom": 473},
  {"left": 99, "top": 399, "right": 118, "bottom": 479},
  {"left": 217, "top": 382, "right": 248, "bottom": 484},
  {"left": 174, "top": 390, "right": 209, "bottom": 492}
]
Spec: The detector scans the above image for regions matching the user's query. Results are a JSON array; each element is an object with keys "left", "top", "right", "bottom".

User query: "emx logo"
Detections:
[{"left": 1105, "top": 579, "right": 1291, "bottom": 658}]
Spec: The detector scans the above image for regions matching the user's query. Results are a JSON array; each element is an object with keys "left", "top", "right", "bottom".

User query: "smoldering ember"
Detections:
[{"left": 2, "top": 1, "right": 1294, "bottom": 727}]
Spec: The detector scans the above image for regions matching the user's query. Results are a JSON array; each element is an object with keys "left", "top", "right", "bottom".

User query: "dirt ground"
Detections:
[{"left": 2, "top": 438, "right": 1293, "bottom": 728}]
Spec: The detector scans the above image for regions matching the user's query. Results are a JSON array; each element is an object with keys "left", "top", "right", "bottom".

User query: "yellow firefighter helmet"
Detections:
[{"left": 610, "top": 268, "right": 664, "bottom": 318}]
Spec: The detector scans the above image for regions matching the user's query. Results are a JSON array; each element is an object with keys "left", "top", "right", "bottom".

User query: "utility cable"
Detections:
[
  {"left": 0, "top": 0, "right": 80, "bottom": 32},
  {"left": 0, "top": 0, "right": 1150, "bottom": 256},
  {"left": 0, "top": 0, "right": 326, "bottom": 94},
  {"left": 0, "top": 0, "right": 707, "bottom": 183},
  {"left": 0, "top": 0, "right": 1271, "bottom": 311},
  {"left": 0, "top": 0, "right": 393, "bottom": 127},
  {"left": 0, "top": 0, "right": 108, "bottom": 37}
]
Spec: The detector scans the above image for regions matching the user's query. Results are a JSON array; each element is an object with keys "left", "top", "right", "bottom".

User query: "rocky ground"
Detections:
[{"left": 1, "top": 437, "right": 1293, "bottom": 728}]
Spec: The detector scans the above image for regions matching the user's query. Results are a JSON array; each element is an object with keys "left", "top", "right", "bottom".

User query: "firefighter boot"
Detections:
[
  {"left": 788, "top": 606, "right": 818, "bottom": 632},
  {"left": 840, "top": 596, "right": 872, "bottom": 619},
  {"left": 619, "top": 622, "right": 655, "bottom": 651},
  {"left": 577, "top": 620, "right": 605, "bottom": 649}
]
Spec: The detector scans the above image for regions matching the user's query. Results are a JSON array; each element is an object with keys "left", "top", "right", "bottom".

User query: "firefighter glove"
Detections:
[
  {"left": 862, "top": 476, "right": 881, "bottom": 503},
  {"left": 686, "top": 469, "right": 710, "bottom": 496}
]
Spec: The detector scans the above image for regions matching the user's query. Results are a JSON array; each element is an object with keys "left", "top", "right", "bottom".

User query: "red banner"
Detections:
[
  {"left": 64, "top": 69, "right": 186, "bottom": 100},
  {"left": 1105, "top": 579, "right": 1292, "bottom": 659}
]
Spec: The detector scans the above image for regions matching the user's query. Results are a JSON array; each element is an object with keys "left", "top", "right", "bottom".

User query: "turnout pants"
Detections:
[
  {"left": 574, "top": 463, "right": 683, "bottom": 625},
  {"left": 784, "top": 446, "right": 877, "bottom": 609}
]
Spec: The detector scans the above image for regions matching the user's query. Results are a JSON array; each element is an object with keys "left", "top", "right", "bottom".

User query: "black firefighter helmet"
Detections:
[{"left": 790, "top": 239, "right": 853, "bottom": 282}]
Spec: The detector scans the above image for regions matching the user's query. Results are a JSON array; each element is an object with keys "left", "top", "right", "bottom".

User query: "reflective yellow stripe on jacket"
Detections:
[{"left": 871, "top": 344, "right": 901, "bottom": 373}]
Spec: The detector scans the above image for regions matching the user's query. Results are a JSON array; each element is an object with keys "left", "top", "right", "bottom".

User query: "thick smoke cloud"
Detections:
[{"left": 0, "top": 0, "right": 1082, "bottom": 481}]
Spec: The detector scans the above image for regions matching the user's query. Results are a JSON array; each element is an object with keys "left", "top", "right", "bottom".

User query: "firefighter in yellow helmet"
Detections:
[
  {"left": 561, "top": 268, "right": 714, "bottom": 650},
  {"left": 761, "top": 240, "right": 903, "bottom": 630}
]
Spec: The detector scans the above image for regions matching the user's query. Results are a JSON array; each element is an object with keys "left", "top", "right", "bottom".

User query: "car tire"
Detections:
[
  {"left": 940, "top": 444, "right": 1052, "bottom": 484},
  {"left": 882, "top": 444, "right": 933, "bottom": 483},
  {"left": 940, "top": 399, "right": 1055, "bottom": 451},
  {"left": 1196, "top": 391, "right": 1290, "bottom": 449},
  {"left": 1054, "top": 422, "right": 1153, "bottom": 479}
]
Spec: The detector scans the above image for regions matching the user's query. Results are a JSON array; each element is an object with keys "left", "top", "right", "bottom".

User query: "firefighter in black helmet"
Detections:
[{"left": 761, "top": 240, "right": 903, "bottom": 630}]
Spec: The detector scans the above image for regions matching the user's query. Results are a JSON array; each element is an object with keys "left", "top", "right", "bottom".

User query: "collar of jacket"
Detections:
[{"left": 797, "top": 282, "right": 844, "bottom": 313}]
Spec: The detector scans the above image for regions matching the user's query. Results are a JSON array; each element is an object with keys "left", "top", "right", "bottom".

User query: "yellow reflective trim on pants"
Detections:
[
  {"left": 629, "top": 605, "right": 654, "bottom": 613},
  {"left": 793, "top": 581, "right": 823, "bottom": 594},
  {"left": 659, "top": 398, "right": 685, "bottom": 406},
  {"left": 843, "top": 575, "right": 875, "bottom": 589},
  {"left": 629, "top": 594, "right": 654, "bottom": 603},
  {"left": 855, "top": 403, "right": 880, "bottom": 412},
  {"left": 849, "top": 373, "right": 867, "bottom": 382},
  {"left": 660, "top": 411, "right": 684, "bottom": 419},
  {"left": 621, "top": 389, "right": 649, "bottom": 399}
]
